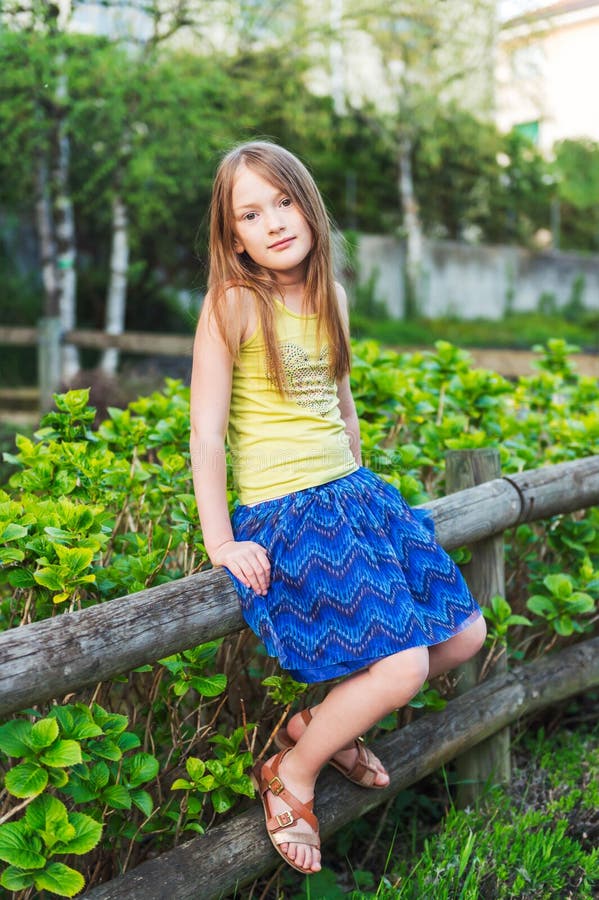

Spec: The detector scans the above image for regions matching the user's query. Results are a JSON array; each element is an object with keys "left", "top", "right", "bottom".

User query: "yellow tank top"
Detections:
[{"left": 227, "top": 297, "right": 358, "bottom": 505}]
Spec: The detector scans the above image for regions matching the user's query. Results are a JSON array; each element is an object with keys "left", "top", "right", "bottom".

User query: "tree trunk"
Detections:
[
  {"left": 100, "top": 190, "right": 129, "bottom": 375},
  {"left": 51, "top": 55, "right": 79, "bottom": 382},
  {"left": 398, "top": 134, "right": 423, "bottom": 319},
  {"left": 34, "top": 153, "right": 58, "bottom": 317}
]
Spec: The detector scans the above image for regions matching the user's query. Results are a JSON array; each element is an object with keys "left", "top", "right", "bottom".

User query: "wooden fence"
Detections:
[
  {"left": 1, "top": 454, "right": 599, "bottom": 897},
  {"left": 0, "top": 320, "right": 194, "bottom": 420}
]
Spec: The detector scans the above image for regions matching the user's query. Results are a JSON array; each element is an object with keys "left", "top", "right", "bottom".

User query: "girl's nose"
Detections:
[{"left": 267, "top": 216, "right": 284, "bottom": 233}]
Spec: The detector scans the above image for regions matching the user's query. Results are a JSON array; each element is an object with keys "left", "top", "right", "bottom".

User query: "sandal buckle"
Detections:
[
  {"left": 268, "top": 775, "right": 284, "bottom": 795},
  {"left": 276, "top": 810, "right": 293, "bottom": 827}
]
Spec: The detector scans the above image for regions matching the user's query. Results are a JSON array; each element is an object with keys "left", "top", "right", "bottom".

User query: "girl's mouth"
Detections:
[{"left": 269, "top": 236, "right": 295, "bottom": 250}]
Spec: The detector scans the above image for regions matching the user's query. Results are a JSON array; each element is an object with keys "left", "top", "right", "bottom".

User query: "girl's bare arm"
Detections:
[
  {"left": 335, "top": 284, "right": 362, "bottom": 466},
  {"left": 189, "top": 291, "right": 270, "bottom": 595}
]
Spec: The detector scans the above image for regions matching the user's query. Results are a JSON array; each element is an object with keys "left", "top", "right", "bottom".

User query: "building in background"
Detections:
[{"left": 496, "top": 0, "right": 599, "bottom": 151}]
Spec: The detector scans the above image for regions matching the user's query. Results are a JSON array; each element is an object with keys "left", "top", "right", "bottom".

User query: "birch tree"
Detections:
[
  {"left": 342, "top": 0, "right": 497, "bottom": 316},
  {"left": 1, "top": 0, "right": 81, "bottom": 378}
]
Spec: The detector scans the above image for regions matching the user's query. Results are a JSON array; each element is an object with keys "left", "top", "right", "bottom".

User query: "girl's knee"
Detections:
[
  {"left": 369, "top": 647, "right": 429, "bottom": 705},
  {"left": 452, "top": 615, "right": 487, "bottom": 664},
  {"left": 466, "top": 614, "right": 487, "bottom": 655}
]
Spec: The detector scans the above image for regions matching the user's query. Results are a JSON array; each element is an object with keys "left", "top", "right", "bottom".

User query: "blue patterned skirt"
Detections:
[{"left": 225, "top": 466, "right": 481, "bottom": 683}]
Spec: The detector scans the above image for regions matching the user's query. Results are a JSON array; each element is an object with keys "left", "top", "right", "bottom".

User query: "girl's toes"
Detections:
[
  {"left": 293, "top": 844, "right": 306, "bottom": 869},
  {"left": 376, "top": 767, "right": 390, "bottom": 786}
]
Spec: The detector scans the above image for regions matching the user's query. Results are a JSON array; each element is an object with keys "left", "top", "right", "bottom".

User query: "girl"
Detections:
[{"left": 189, "top": 140, "right": 486, "bottom": 875}]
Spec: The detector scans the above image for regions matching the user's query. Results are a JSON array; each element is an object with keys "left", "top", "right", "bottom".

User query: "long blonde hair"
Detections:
[{"left": 207, "top": 140, "right": 351, "bottom": 394}]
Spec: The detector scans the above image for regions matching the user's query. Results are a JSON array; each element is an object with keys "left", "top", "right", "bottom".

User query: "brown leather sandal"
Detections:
[
  {"left": 275, "top": 708, "right": 388, "bottom": 790},
  {"left": 251, "top": 747, "right": 320, "bottom": 874}
]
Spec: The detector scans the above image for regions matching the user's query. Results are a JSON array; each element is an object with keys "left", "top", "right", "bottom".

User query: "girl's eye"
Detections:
[
  {"left": 280, "top": 197, "right": 292, "bottom": 207},
  {"left": 243, "top": 212, "right": 257, "bottom": 221}
]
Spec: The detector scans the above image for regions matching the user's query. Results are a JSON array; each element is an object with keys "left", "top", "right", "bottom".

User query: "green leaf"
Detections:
[
  {"left": 190, "top": 674, "right": 227, "bottom": 697},
  {"left": 186, "top": 757, "right": 206, "bottom": 782},
  {"left": 33, "top": 567, "right": 65, "bottom": 591},
  {"left": 491, "top": 595, "right": 511, "bottom": 620},
  {"left": 0, "top": 719, "right": 33, "bottom": 757},
  {"left": 126, "top": 752, "right": 159, "bottom": 787},
  {"left": 34, "top": 862, "right": 85, "bottom": 898},
  {"left": 48, "top": 706, "right": 74, "bottom": 734},
  {"left": 0, "top": 822, "right": 46, "bottom": 869},
  {"left": 39, "top": 739, "right": 82, "bottom": 768},
  {"left": 171, "top": 778, "right": 194, "bottom": 790},
  {"left": 29, "top": 718, "right": 60, "bottom": 751},
  {"left": 89, "top": 762, "right": 110, "bottom": 791},
  {"left": 527, "top": 595, "right": 556, "bottom": 617},
  {"left": 4, "top": 761, "right": 49, "bottom": 798},
  {"left": 53, "top": 544, "right": 95, "bottom": 574},
  {"left": 54, "top": 813, "right": 102, "bottom": 855},
  {"left": 211, "top": 787, "right": 233, "bottom": 813},
  {"left": 0, "top": 523, "right": 28, "bottom": 542},
  {"left": 554, "top": 616, "right": 574, "bottom": 636},
  {"left": 25, "top": 795, "right": 70, "bottom": 838},
  {"left": 102, "top": 785, "right": 132, "bottom": 810},
  {"left": 0, "top": 547, "right": 25, "bottom": 564},
  {"left": 131, "top": 789, "right": 154, "bottom": 818},
  {"left": 94, "top": 710, "right": 129, "bottom": 735},
  {"left": 1, "top": 865, "right": 36, "bottom": 890},
  {"left": 544, "top": 573, "right": 572, "bottom": 599},
  {"left": 47, "top": 768, "right": 70, "bottom": 788},
  {"left": 567, "top": 592, "right": 595, "bottom": 614},
  {"left": 115, "top": 731, "right": 141, "bottom": 752},
  {"left": 86, "top": 739, "right": 122, "bottom": 761},
  {"left": 506, "top": 615, "right": 533, "bottom": 627},
  {"left": 7, "top": 567, "right": 36, "bottom": 588}
]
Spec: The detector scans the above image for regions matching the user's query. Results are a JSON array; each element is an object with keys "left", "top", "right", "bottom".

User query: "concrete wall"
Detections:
[{"left": 356, "top": 234, "right": 599, "bottom": 320}]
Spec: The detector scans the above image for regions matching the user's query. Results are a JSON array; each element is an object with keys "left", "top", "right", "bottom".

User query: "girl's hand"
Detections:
[{"left": 213, "top": 540, "right": 271, "bottom": 596}]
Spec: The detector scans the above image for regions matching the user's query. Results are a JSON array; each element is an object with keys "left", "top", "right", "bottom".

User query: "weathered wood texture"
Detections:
[
  {"left": 0, "top": 325, "right": 193, "bottom": 357},
  {"left": 64, "top": 329, "right": 193, "bottom": 356},
  {"left": 0, "top": 326, "right": 39, "bottom": 346},
  {"left": 429, "top": 454, "right": 599, "bottom": 550},
  {"left": 0, "top": 570, "right": 243, "bottom": 719},
  {"left": 446, "top": 449, "right": 510, "bottom": 805},
  {"left": 83, "top": 636, "right": 599, "bottom": 900},
  {"left": 2, "top": 456, "right": 599, "bottom": 719}
]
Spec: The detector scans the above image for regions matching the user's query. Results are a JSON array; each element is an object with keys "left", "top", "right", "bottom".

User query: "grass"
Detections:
[{"left": 349, "top": 311, "right": 599, "bottom": 352}]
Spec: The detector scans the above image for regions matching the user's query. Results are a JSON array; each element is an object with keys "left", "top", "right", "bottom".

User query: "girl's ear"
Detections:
[{"left": 233, "top": 237, "right": 245, "bottom": 254}]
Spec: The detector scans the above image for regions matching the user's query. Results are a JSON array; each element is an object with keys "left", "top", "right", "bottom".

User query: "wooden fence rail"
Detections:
[{"left": 1, "top": 455, "right": 599, "bottom": 720}]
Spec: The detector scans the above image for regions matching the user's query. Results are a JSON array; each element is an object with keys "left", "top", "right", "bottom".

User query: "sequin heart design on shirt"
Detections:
[{"left": 279, "top": 341, "right": 335, "bottom": 416}]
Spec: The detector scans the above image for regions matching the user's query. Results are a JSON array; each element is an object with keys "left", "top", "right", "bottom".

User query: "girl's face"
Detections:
[{"left": 231, "top": 163, "right": 313, "bottom": 283}]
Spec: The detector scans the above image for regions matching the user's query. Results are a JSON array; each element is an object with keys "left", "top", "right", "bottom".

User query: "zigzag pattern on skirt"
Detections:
[{"left": 225, "top": 466, "right": 482, "bottom": 683}]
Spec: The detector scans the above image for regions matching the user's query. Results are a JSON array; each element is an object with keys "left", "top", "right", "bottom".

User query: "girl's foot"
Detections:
[
  {"left": 253, "top": 748, "right": 321, "bottom": 874},
  {"left": 284, "top": 707, "right": 390, "bottom": 788}
]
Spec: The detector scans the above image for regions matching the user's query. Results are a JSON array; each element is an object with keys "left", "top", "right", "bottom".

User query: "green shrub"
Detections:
[{"left": 0, "top": 339, "right": 598, "bottom": 894}]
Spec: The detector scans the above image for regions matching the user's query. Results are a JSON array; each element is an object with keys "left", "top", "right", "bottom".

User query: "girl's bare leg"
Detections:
[
  {"left": 285, "top": 615, "right": 487, "bottom": 767},
  {"left": 427, "top": 614, "right": 487, "bottom": 680},
  {"left": 268, "top": 615, "right": 486, "bottom": 872},
  {"left": 262, "top": 645, "right": 429, "bottom": 873}
]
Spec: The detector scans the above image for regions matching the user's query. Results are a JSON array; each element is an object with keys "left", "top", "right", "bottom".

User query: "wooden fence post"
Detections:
[
  {"left": 445, "top": 447, "right": 510, "bottom": 806},
  {"left": 38, "top": 317, "right": 62, "bottom": 413}
]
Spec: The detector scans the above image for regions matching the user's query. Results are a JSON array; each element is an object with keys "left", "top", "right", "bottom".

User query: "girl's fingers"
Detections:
[{"left": 237, "top": 547, "right": 271, "bottom": 595}]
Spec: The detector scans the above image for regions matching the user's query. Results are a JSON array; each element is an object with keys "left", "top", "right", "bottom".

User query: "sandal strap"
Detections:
[
  {"left": 260, "top": 753, "right": 319, "bottom": 834},
  {"left": 271, "top": 828, "right": 320, "bottom": 849},
  {"left": 299, "top": 708, "right": 313, "bottom": 727},
  {"left": 338, "top": 742, "right": 380, "bottom": 787}
]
